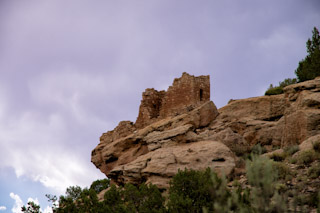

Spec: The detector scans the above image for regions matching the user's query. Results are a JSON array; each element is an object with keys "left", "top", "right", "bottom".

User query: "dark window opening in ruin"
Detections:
[
  {"left": 212, "top": 158, "right": 225, "bottom": 162},
  {"left": 200, "top": 89, "right": 203, "bottom": 101}
]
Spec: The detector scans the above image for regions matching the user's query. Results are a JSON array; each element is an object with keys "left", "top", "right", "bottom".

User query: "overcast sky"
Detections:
[{"left": 0, "top": 0, "right": 319, "bottom": 212}]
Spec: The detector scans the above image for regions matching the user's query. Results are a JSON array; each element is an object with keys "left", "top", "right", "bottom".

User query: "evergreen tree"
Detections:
[
  {"left": 21, "top": 201, "right": 41, "bottom": 213},
  {"left": 167, "top": 168, "right": 229, "bottom": 213},
  {"left": 295, "top": 27, "right": 320, "bottom": 82}
]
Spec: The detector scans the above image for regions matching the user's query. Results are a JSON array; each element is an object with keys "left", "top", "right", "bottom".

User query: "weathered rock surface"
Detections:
[
  {"left": 211, "top": 76, "right": 320, "bottom": 149},
  {"left": 91, "top": 74, "right": 320, "bottom": 189},
  {"left": 109, "top": 141, "right": 235, "bottom": 189},
  {"left": 91, "top": 100, "right": 220, "bottom": 184}
]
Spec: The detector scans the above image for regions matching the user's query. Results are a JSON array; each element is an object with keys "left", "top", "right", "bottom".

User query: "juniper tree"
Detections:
[{"left": 295, "top": 27, "right": 320, "bottom": 82}]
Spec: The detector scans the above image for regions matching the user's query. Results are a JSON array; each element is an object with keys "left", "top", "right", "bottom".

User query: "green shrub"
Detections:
[
  {"left": 297, "top": 150, "right": 317, "bottom": 165},
  {"left": 284, "top": 145, "right": 300, "bottom": 156},
  {"left": 251, "top": 144, "right": 267, "bottom": 155},
  {"left": 265, "top": 86, "right": 283, "bottom": 96},
  {"left": 103, "top": 184, "right": 127, "bottom": 212},
  {"left": 307, "top": 162, "right": 320, "bottom": 179},
  {"left": 167, "top": 168, "right": 228, "bottom": 213},
  {"left": 265, "top": 78, "right": 297, "bottom": 96},
  {"left": 289, "top": 156, "right": 297, "bottom": 164},
  {"left": 296, "top": 192, "right": 320, "bottom": 208},
  {"left": 279, "top": 78, "right": 298, "bottom": 87},
  {"left": 122, "top": 183, "right": 166, "bottom": 213},
  {"left": 246, "top": 155, "right": 288, "bottom": 212},
  {"left": 270, "top": 152, "right": 287, "bottom": 162},
  {"left": 272, "top": 161, "right": 292, "bottom": 180}
]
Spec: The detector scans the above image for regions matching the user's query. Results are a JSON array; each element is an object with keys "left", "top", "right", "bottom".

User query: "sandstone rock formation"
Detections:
[{"left": 91, "top": 74, "right": 320, "bottom": 189}]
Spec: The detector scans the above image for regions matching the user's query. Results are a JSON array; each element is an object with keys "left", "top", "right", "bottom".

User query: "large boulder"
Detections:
[{"left": 108, "top": 140, "right": 235, "bottom": 189}]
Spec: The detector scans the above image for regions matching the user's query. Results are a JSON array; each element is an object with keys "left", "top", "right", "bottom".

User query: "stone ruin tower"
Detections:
[{"left": 135, "top": 72, "right": 210, "bottom": 128}]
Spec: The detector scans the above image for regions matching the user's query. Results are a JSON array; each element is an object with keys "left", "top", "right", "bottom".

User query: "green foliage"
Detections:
[
  {"left": 56, "top": 196, "right": 77, "bottom": 213},
  {"left": 167, "top": 168, "right": 218, "bottom": 213},
  {"left": 295, "top": 192, "right": 320, "bottom": 208},
  {"left": 75, "top": 188, "right": 100, "bottom": 213},
  {"left": 32, "top": 154, "right": 320, "bottom": 212},
  {"left": 53, "top": 182, "right": 166, "bottom": 213},
  {"left": 265, "top": 78, "right": 297, "bottom": 96},
  {"left": 270, "top": 151, "right": 287, "bottom": 162},
  {"left": 272, "top": 161, "right": 292, "bottom": 180},
  {"left": 265, "top": 85, "right": 283, "bottom": 96},
  {"left": 246, "top": 155, "right": 288, "bottom": 212},
  {"left": 122, "top": 183, "right": 166, "bottom": 213},
  {"left": 250, "top": 144, "right": 267, "bottom": 155},
  {"left": 265, "top": 27, "right": 320, "bottom": 94},
  {"left": 45, "top": 194, "right": 58, "bottom": 212},
  {"left": 102, "top": 184, "right": 127, "bottom": 212},
  {"left": 284, "top": 145, "right": 300, "bottom": 156},
  {"left": 90, "top": 178, "right": 110, "bottom": 194},
  {"left": 297, "top": 150, "right": 317, "bottom": 165},
  {"left": 21, "top": 201, "right": 41, "bottom": 213},
  {"left": 278, "top": 78, "right": 298, "bottom": 87},
  {"left": 65, "top": 185, "right": 82, "bottom": 201},
  {"left": 295, "top": 27, "right": 320, "bottom": 82},
  {"left": 308, "top": 162, "right": 320, "bottom": 179}
]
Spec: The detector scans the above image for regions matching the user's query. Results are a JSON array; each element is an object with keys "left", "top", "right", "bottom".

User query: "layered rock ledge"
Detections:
[{"left": 91, "top": 74, "right": 320, "bottom": 189}]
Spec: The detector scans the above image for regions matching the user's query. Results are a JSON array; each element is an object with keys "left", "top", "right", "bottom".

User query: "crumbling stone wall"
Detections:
[
  {"left": 135, "top": 72, "right": 210, "bottom": 128},
  {"left": 135, "top": 89, "right": 166, "bottom": 128}
]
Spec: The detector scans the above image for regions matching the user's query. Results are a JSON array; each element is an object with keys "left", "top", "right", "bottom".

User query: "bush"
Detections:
[
  {"left": 296, "top": 192, "right": 320, "bottom": 208},
  {"left": 102, "top": 184, "right": 127, "bottom": 212},
  {"left": 167, "top": 168, "right": 224, "bottom": 213},
  {"left": 167, "top": 168, "right": 235, "bottom": 213},
  {"left": 279, "top": 78, "right": 298, "bottom": 87},
  {"left": 297, "top": 150, "right": 317, "bottom": 165},
  {"left": 307, "top": 162, "right": 320, "bottom": 179},
  {"left": 246, "top": 155, "right": 288, "bottom": 212},
  {"left": 289, "top": 157, "right": 297, "bottom": 164},
  {"left": 265, "top": 78, "right": 297, "bottom": 96},
  {"left": 251, "top": 144, "right": 267, "bottom": 155},
  {"left": 270, "top": 152, "right": 287, "bottom": 162},
  {"left": 122, "top": 183, "right": 166, "bottom": 213},
  {"left": 272, "top": 161, "right": 292, "bottom": 180},
  {"left": 265, "top": 86, "right": 283, "bottom": 96},
  {"left": 284, "top": 145, "right": 300, "bottom": 156},
  {"left": 29, "top": 155, "right": 320, "bottom": 212}
]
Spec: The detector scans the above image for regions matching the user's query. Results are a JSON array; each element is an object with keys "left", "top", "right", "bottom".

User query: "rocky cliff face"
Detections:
[{"left": 91, "top": 73, "right": 320, "bottom": 189}]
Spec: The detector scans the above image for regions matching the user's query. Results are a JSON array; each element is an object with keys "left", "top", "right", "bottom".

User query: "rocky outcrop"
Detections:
[
  {"left": 109, "top": 141, "right": 235, "bottom": 189},
  {"left": 91, "top": 100, "right": 221, "bottom": 187},
  {"left": 91, "top": 74, "right": 320, "bottom": 189}
]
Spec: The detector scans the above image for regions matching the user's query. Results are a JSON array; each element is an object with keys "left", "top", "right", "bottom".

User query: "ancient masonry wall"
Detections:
[{"left": 135, "top": 72, "right": 210, "bottom": 128}]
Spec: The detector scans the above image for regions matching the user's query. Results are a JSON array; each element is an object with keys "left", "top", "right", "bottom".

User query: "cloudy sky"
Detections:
[{"left": 0, "top": 0, "right": 319, "bottom": 212}]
